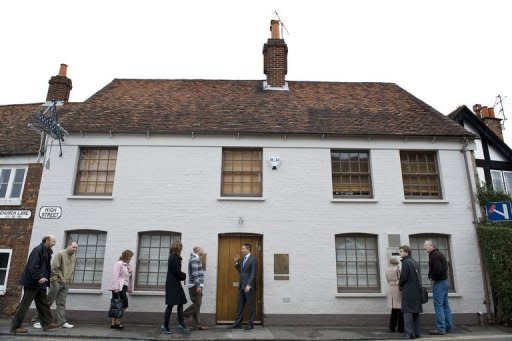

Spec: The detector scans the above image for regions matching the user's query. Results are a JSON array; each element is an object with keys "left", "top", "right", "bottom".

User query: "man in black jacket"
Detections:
[
  {"left": 229, "top": 243, "right": 257, "bottom": 331},
  {"left": 424, "top": 240, "right": 453, "bottom": 335},
  {"left": 10, "top": 235, "right": 61, "bottom": 334},
  {"left": 399, "top": 245, "right": 422, "bottom": 339}
]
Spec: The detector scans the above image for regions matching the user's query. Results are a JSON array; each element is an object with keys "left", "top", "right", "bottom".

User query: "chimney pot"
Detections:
[
  {"left": 270, "top": 20, "right": 280, "bottom": 39},
  {"left": 58, "top": 64, "right": 68, "bottom": 77}
]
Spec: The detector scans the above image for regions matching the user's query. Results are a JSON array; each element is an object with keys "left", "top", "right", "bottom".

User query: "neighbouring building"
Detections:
[
  {"left": 10, "top": 21, "right": 486, "bottom": 325},
  {"left": 0, "top": 64, "right": 73, "bottom": 315},
  {"left": 450, "top": 104, "right": 512, "bottom": 193}
]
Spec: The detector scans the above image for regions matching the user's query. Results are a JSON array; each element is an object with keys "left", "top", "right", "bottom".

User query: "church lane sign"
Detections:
[{"left": 0, "top": 210, "right": 32, "bottom": 219}]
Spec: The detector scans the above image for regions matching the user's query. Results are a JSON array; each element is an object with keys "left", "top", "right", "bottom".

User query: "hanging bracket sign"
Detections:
[
  {"left": 39, "top": 206, "right": 62, "bottom": 219},
  {"left": 0, "top": 210, "right": 32, "bottom": 219}
]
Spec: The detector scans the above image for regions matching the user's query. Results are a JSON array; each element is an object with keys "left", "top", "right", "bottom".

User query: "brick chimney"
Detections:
[
  {"left": 46, "top": 64, "right": 72, "bottom": 102},
  {"left": 473, "top": 104, "right": 503, "bottom": 140},
  {"left": 263, "top": 20, "right": 288, "bottom": 90}
]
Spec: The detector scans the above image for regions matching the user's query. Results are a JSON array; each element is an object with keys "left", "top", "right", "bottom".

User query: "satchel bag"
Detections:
[
  {"left": 421, "top": 286, "right": 429, "bottom": 304},
  {"left": 108, "top": 296, "right": 124, "bottom": 318}
]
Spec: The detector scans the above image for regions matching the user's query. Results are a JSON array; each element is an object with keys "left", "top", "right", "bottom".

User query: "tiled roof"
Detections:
[
  {"left": 59, "top": 79, "right": 471, "bottom": 137},
  {"left": 1, "top": 79, "right": 472, "bottom": 155}
]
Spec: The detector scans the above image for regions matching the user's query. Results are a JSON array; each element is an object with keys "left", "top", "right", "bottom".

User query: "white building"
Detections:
[{"left": 26, "top": 21, "right": 485, "bottom": 325}]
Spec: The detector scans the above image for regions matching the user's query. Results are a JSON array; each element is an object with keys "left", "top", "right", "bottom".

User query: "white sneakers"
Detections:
[{"left": 33, "top": 322, "right": 74, "bottom": 329}]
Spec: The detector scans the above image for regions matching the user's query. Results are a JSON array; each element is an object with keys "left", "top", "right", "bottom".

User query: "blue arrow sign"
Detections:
[{"left": 486, "top": 202, "right": 512, "bottom": 222}]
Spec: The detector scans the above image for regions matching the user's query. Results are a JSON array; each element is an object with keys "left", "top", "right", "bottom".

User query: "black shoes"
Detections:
[{"left": 228, "top": 324, "right": 242, "bottom": 329}]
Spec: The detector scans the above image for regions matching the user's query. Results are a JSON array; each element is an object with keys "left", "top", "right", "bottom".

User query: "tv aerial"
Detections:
[
  {"left": 274, "top": 11, "right": 290, "bottom": 37},
  {"left": 494, "top": 94, "right": 507, "bottom": 129}
]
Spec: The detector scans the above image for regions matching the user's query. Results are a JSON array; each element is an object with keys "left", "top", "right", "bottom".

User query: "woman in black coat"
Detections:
[
  {"left": 399, "top": 245, "right": 423, "bottom": 339},
  {"left": 161, "top": 240, "right": 188, "bottom": 334}
]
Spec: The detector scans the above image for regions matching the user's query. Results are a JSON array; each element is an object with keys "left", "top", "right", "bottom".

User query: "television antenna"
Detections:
[
  {"left": 274, "top": 11, "right": 290, "bottom": 37},
  {"left": 494, "top": 94, "right": 507, "bottom": 129},
  {"left": 27, "top": 100, "right": 69, "bottom": 166}
]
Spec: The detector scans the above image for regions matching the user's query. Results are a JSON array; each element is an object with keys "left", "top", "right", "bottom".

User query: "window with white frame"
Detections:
[
  {"left": 335, "top": 234, "right": 380, "bottom": 292},
  {"left": 409, "top": 234, "right": 454, "bottom": 291},
  {"left": 66, "top": 230, "right": 106, "bottom": 289},
  {"left": 491, "top": 170, "right": 512, "bottom": 195},
  {"left": 136, "top": 231, "right": 181, "bottom": 290},
  {"left": 0, "top": 167, "right": 27, "bottom": 205},
  {"left": 0, "top": 249, "right": 13, "bottom": 295}
]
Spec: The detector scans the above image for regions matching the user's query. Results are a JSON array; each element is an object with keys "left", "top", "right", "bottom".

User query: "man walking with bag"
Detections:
[
  {"left": 399, "top": 245, "right": 423, "bottom": 339},
  {"left": 183, "top": 246, "right": 207, "bottom": 330},
  {"left": 33, "top": 240, "right": 78, "bottom": 329},
  {"left": 424, "top": 240, "right": 453, "bottom": 335}
]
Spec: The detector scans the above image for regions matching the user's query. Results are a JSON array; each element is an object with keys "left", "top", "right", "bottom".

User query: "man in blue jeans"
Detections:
[{"left": 424, "top": 240, "right": 453, "bottom": 335}]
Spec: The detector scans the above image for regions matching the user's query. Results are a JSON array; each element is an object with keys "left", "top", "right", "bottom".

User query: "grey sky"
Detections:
[{"left": 1, "top": 0, "right": 511, "bottom": 144}]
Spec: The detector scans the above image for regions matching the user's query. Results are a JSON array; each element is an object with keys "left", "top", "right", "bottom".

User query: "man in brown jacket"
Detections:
[{"left": 33, "top": 240, "right": 78, "bottom": 329}]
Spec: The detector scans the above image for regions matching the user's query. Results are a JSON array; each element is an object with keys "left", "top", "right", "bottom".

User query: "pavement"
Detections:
[{"left": 0, "top": 319, "right": 511, "bottom": 341}]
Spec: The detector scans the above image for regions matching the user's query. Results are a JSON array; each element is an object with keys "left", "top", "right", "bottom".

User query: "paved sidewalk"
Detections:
[{"left": 0, "top": 319, "right": 511, "bottom": 340}]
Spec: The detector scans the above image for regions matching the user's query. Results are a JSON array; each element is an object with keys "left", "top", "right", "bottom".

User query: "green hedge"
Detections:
[{"left": 477, "top": 221, "right": 512, "bottom": 324}]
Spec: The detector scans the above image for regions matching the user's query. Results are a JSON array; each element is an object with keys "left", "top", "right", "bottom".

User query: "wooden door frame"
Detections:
[{"left": 216, "top": 233, "right": 263, "bottom": 325}]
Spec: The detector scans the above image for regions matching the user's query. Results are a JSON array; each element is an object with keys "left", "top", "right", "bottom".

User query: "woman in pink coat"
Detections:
[{"left": 110, "top": 250, "right": 134, "bottom": 329}]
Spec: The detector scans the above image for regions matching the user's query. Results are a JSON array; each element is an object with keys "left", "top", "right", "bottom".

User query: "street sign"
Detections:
[
  {"left": 39, "top": 206, "right": 62, "bottom": 219},
  {"left": 0, "top": 210, "right": 32, "bottom": 219},
  {"left": 486, "top": 202, "right": 512, "bottom": 222}
]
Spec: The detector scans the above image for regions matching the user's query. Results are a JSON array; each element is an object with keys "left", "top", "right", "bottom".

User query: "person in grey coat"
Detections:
[
  {"left": 161, "top": 240, "right": 188, "bottom": 335},
  {"left": 399, "top": 245, "right": 423, "bottom": 339}
]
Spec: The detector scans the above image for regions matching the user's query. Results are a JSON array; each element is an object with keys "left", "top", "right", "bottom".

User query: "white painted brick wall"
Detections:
[{"left": 29, "top": 135, "right": 486, "bottom": 315}]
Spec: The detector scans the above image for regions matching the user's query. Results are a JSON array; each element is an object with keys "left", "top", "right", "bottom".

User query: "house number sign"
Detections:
[{"left": 0, "top": 210, "right": 32, "bottom": 219}]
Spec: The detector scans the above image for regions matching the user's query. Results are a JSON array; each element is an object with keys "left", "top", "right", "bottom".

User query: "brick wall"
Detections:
[
  {"left": 263, "top": 39, "right": 288, "bottom": 87},
  {"left": 0, "top": 163, "right": 42, "bottom": 316}
]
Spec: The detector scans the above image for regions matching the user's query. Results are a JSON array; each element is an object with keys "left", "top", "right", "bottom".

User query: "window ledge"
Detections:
[
  {"left": 68, "top": 288, "right": 103, "bottom": 294},
  {"left": 427, "top": 292, "right": 462, "bottom": 298},
  {"left": 131, "top": 290, "right": 165, "bottom": 296},
  {"left": 217, "top": 197, "right": 265, "bottom": 202},
  {"left": 331, "top": 199, "right": 378, "bottom": 203},
  {"left": 336, "top": 293, "right": 385, "bottom": 298},
  {"left": 0, "top": 199, "right": 22, "bottom": 206},
  {"left": 402, "top": 200, "right": 448, "bottom": 204},
  {"left": 67, "top": 196, "right": 114, "bottom": 200}
]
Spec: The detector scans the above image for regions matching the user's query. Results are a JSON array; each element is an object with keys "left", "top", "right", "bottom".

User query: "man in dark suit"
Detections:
[{"left": 229, "top": 243, "right": 256, "bottom": 330}]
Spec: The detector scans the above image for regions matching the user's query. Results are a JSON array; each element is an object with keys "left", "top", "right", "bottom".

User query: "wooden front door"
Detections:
[{"left": 216, "top": 234, "right": 263, "bottom": 324}]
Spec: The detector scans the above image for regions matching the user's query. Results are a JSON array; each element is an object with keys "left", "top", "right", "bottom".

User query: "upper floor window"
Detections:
[
  {"left": 400, "top": 151, "right": 442, "bottom": 199},
  {"left": 74, "top": 147, "right": 117, "bottom": 195},
  {"left": 491, "top": 170, "right": 512, "bottom": 195},
  {"left": 66, "top": 230, "right": 107, "bottom": 289},
  {"left": 221, "top": 148, "right": 262, "bottom": 197},
  {"left": 0, "top": 249, "right": 13, "bottom": 295},
  {"left": 409, "top": 234, "right": 454, "bottom": 291},
  {"left": 331, "top": 150, "right": 372, "bottom": 198},
  {"left": 136, "top": 231, "right": 181, "bottom": 291},
  {"left": 0, "top": 167, "right": 27, "bottom": 205},
  {"left": 335, "top": 233, "right": 380, "bottom": 292}
]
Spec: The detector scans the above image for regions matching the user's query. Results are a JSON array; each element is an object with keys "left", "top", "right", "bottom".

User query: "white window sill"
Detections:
[
  {"left": 0, "top": 199, "right": 22, "bottom": 206},
  {"left": 67, "top": 196, "right": 114, "bottom": 200},
  {"left": 68, "top": 289, "right": 103, "bottom": 294},
  {"left": 427, "top": 292, "right": 462, "bottom": 298},
  {"left": 402, "top": 200, "right": 448, "bottom": 204},
  {"left": 217, "top": 197, "right": 265, "bottom": 202},
  {"left": 131, "top": 290, "right": 165, "bottom": 296},
  {"left": 336, "top": 293, "right": 386, "bottom": 298},
  {"left": 331, "top": 198, "right": 378, "bottom": 203}
]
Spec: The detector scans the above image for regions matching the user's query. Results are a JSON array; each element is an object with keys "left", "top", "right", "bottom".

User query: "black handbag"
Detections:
[
  {"left": 108, "top": 296, "right": 124, "bottom": 318},
  {"left": 421, "top": 287, "right": 429, "bottom": 304}
]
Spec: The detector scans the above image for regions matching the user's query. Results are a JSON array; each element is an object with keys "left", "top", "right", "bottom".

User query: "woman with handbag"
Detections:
[
  {"left": 161, "top": 240, "right": 189, "bottom": 334},
  {"left": 109, "top": 250, "right": 134, "bottom": 329}
]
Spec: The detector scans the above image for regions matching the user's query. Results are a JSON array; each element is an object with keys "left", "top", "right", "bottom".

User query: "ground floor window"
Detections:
[
  {"left": 66, "top": 230, "right": 106, "bottom": 289},
  {"left": 335, "top": 234, "right": 380, "bottom": 292},
  {"left": 0, "top": 249, "right": 12, "bottom": 295},
  {"left": 409, "top": 234, "right": 454, "bottom": 291},
  {"left": 136, "top": 231, "right": 181, "bottom": 290}
]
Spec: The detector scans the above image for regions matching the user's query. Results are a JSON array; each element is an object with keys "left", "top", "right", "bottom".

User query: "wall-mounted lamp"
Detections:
[{"left": 268, "top": 156, "right": 281, "bottom": 170}]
